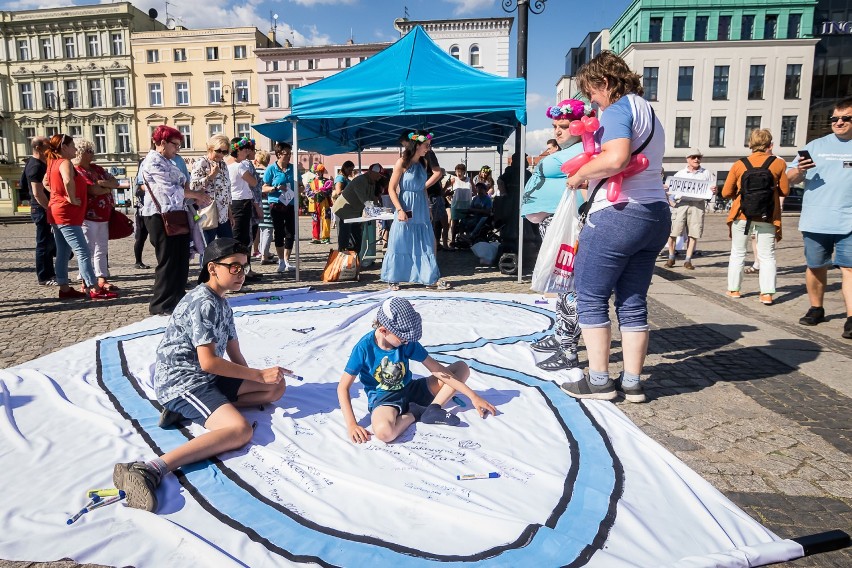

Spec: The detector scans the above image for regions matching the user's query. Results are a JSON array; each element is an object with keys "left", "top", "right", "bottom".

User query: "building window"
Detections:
[
  {"left": 20, "top": 83, "right": 34, "bottom": 110},
  {"left": 672, "top": 16, "right": 686, "bottom": 41},
  {"left": 709, "top": 117, "right": 726, "bottom": 147},
  {"left": 450, "top": 45, "right": 460, "bottom": 59},
  {"left": 112, "top": 78, "right": 127, "bottom": 107},
  {"left": 65, "top": 80, "right": 79, "bottom": 109},
  {"left": 170, "top": 48, "right": 185, "bottom": 63},
  {"left": 178, "top": 125, "right": 192, "bottom": 149},
  {"left": 271, "top": 60, "right": 279, "bottom": 71},
  {"left": 237, "top": 123, "right": 251, "bottom": 139},
  {"left": 787, "top": 13, "right": 802, "bottom": 38},
  {"left": 677, "top": 66, "right": 694, "bottom": 100},
  {"left": 64, "top": 36, "right": 76, "bottom": 58},
  {"left": 175, "top": 82, "right": 190, "bottom": 105},
  {"left": 116, "top": 124, "right": 131, "bottom": 153},
  {"left": 780, "top": 116, "right": 797, "bottom": 146},
  {"left": 69, "top": 125, "right": 82, "bottom": 138},
  {"left": 148, "top": 82, "right": 162, "bottom": 106},
  {"left": 208, "top": 81, "right": 222, "bottom": 105},
  {"left": 93, "top": 125, "right": 106, "bottom": 154},
  {"left": 712, "top": 65, "right": 729, "bottom": 100},
  {"left": 469, "top": 45, "right": 480, "bottom": 67},
  {"left": 206, "top": 46, "right": 218, "bottom": 61},
  {"left": 111, "top": 33, "right": 123, "bottom": 56},
  {"left": 24, "top": 127, "right": 36, "bottom": 147},
  {"left": 695, "top": 16, "right": 709, "bottom": 41},
  {"left": 46, "top": 126, "right": 59, "bottom": 138},
  {"left": 785, "top": 64, "right": 802, "bottom": 99},
  {"left": 764, "top": 14, "right": 778, "bottom": 39},
  {"left": 649, "top": 17, "right": 663, "bottom": 42},
  {"left": 146, "top": 49, "right": 159, "bottom": 63},
  {"left": 718, "top": 15, "right": 732, "bottom": 40},
  {"left": 86, "top": 79, "right": 102, "bottom": 107},
  {"left": 292, "top": 59, "right": 299, "bottom": 71},
  {"left": 208, "top": 123, "right": 223, "bottom": 138},
  {"left": 344, "top": 57, "right": 351, "bottom": 68},
  {"left": 234, "top": 45, "right": 247, "bottom": 59},
  {"left": 266, "top": 84, "right": 280, "bottom": 108},
  {"left": 87, "top": 34, "right": 100, "bottom": 57},
  {"left": 674, "top": 117, "right": 691, "bottom": 148},
  {"left": 642, "top": 67, "right": 659, "bottom": 101},
  {"left": 18, "top": 40, "right": 30, "bottom": 61},
  {"left": 287, "top": 84, "right": 298, "bottom": 106},
  {"left": 41, "top": 38, "right": 54, "bottom": 59},
  {"left": 744, "top": 116, "right": 761, "bottom": 146},
  {"left": 741, "top": 15, "right": 754, "bottom": 40},
  {"left": 748, "top": 65, "right": 765, "bottom": 99},
  {"left": 307, "top": 58, "right": 317, "bottom": 70},
  {"left": 42, "top": 81, "right": 56, "bottom": 109}
]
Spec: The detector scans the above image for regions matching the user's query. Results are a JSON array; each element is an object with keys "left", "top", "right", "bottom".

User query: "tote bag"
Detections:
[
  {"left": 530, "top": 189, "right": 581, "bottom": 294},
  {"left": 322, "top": 249, "right": 360, "bottom": 282}
]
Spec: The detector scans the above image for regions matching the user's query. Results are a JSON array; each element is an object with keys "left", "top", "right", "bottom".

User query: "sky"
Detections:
[{"left": 4, "top": 0, "right": 634, "bottom": 153}]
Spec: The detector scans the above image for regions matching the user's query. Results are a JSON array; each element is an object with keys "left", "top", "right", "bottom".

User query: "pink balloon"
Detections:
[
  {"left": 568, "top": 121, "right": 585, "bottom": 137},
  {"left": 583, "top": 116, "right": 600, "bottom": 132},
  {"left": 581, "top": 133, "right": 596, "bottom": 155},
  {"left": 560, "top": 152, "right": 592, "bottom": 177},
  {"left": 606, "top": 174, "right": 624, "bottom": 202},
  {"left": 621, "top": 154, "right": 650, "bottom": 178}
]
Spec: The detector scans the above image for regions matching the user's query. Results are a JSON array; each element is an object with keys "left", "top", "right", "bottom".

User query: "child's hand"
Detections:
[
  {"left": 470, "top": 395, "right": 497, "bottom": 419},
  {"left": 348, "top": 423, "right": 372, "bottom": 444},
  {"left": 259, "top": 367, "right": 288, "bottom": 384}
]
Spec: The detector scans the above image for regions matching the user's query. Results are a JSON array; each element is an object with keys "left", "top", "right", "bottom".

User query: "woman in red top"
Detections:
[
  {"left": 76, "top": 139, "right": 120, "bottom": 293},
  {"left": 45, "top": 134, "right": 116, "bottom": 300}
]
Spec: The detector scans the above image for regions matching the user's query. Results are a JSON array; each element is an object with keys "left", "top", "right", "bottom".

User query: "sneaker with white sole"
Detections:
[
  {"left": 277, "top": 260, "right": 290, "bottom": 273},
  {"left": 530, "top": 335, "right": 561, "bottom": 352},
  {"left": 614, "top": 374, "right": 646, "bottom": 403},
  {"left": 113, "top": 461, "right": 161, "bottom": 512},
  {"left": 560, "top": 375, "right": 617, "bottom": 400},
  {"left": 536, "top": 350, "right": 579, "bottom": 371}
]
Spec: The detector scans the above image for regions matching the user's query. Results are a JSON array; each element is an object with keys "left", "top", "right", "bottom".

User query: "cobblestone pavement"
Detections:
[{"left": 1, "top": 211, "right": 849, "bottom": 567}]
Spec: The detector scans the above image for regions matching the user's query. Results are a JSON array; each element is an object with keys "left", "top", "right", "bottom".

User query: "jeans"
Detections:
[
  {"left": 30, "top": 205, "right": 56, "bottom": 282},
  {"left": 203, "top": 221, "right": 234, "bottom": 245},
  {"left": 574, "top": 201, "right": 671, "bottom": 331},
  {"left": 54, "top": 224, "right": 97, "bottom": 288},
  {"left": 728, "top": 220, "right": 777, "bottom": 294}
]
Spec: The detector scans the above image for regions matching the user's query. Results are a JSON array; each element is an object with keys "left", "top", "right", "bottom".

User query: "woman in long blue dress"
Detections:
[{"left": 381, "top": 130, "right": 451, "bottom": 290}]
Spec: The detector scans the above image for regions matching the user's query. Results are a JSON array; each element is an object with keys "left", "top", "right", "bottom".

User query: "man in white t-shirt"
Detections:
[{"left": 664, "top": 149, "right": 716, "bottom": 269}]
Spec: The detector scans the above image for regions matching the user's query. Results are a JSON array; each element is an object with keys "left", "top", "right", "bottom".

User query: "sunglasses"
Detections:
[
  {"left": 212, "top": 261, "right": 250, "bottom": 275},
  {"left": 214, "top": 148, "right": 228, "bottom": 154},
  {"left": 830, "top": 115, "right": 852, "bottom": 124}
]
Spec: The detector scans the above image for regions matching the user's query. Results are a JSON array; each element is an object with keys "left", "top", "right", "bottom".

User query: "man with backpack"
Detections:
[
  {"left": 787, "top": 97, "right": 852, "bottom": 338},
  {"left": 721, "top": 129, "right": 789, "bottom": 305}
]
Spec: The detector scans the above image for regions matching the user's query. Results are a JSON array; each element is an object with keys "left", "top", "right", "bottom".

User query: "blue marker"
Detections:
[
  {"left": 283, "top": 371, "right": 304, "bottom": 381},
  {"left": 87, "top": 493, "right": 124, "bottom": 511},
  {"left": 456, "top": 472, "right": 500, "bottom": 481},
  {"left": 67, "top": 495, "right": 101, "bottom": 525},
  {"left": 452, "top": 395, "right": 467, "bottom": 408}
]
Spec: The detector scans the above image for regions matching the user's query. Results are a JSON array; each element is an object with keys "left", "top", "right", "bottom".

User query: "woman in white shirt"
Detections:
[
  {"left": 447, "top": 163, "right": 472, "bottom": 246},
  {"left": 226, "top": 137, "right": 261, "bottom": 281}
]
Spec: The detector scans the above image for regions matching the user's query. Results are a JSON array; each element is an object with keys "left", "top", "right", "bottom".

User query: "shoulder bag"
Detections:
[{"left": 142, "top": 175, "right": 190, "bottom": 237}]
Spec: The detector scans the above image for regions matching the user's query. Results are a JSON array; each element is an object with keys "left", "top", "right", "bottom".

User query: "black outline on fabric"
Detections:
[{"left": 95, "top": 298, "right": 623, "bottom": 565}]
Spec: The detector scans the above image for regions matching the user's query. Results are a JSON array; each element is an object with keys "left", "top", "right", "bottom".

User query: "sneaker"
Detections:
[
  {"left": 38, "top": 279, "right": 58, "bottom": 286},
  {"left": 726, "top": 290, "right": 741, "bottom": 299},
  {"left": 530, "top": 335, "right": 561, "bottom": 353},
  {"left": 310, "top": 239, "right": 322, "bottom": 244},
  {"left": 560, "top": 375, "right": 617, "bottom": 401},
  {"left": 320, "top": 239, "right": 330, "bottom": 244},
  {"left": 59, "top": 287, "right": 88, "bottom": 300},
  {"left": 799, "top": 306, "right": 825, "bottom": 326},
  {"left": 134, "top": 262, "right": 151, "bottom": 269},
  {"left": 113, "top": 461, "right": 161, "bottom": 512},
  {"left": 683, "top": 260, "right": 695, "bottom": 270},
  {"left": 759, "top": 293, "right": 774, "bottom": 305},
  {"left": 260, "top": 257, "right": 277, "bottom": 265},
  {"left": 842, "top": 316, "right": 852, "bottom": 340},
  {"left": 277, "top": 260, "right": 290, "bottom": 273},
  {"left": 536, "top": 350, "right": 579, "bottom": 371},
  {"left": 89, "top": 287, "right": 118, "bottom": 300},
  {"left": 420, "top": 403, "right": 461, "bottom": 426},
  {"left": 614, "top": 374, "right": 646, "bottom": 403},
  {"left": 664, "top": 258, "right": 676, "bottom": 268},
  {"left": 251, "top": 252, "right": 261, "bottom": 259},
  {"left": 158, "top": 408, "right": 184, "bottom": 428}
]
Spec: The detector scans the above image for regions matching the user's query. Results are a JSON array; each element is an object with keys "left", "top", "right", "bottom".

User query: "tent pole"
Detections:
[
  {"left": 357, "top": 150, "right": 362, "bottom": 172},
  {"left": 290, "top": 118, "right": 300, "bottom": 282},
  {"left": 517, "top": 124, "right": 525, "bottom": 283}
]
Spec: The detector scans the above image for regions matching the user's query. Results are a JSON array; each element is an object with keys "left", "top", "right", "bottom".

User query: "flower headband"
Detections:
[
  {"left": 546, "top": 99, "right": 595, "bottom": 121},
  {"left": 408, "top": 132, "right": 434, "bottom": 143},
  {"left": 231, "top": 137, "right": 255, "bottom": 152},
  {"left": 311, "top": 163, "right": 326, "bottom": 174},
  {"left": 480, "top": 166, "right": 491, "bottom": 173}
]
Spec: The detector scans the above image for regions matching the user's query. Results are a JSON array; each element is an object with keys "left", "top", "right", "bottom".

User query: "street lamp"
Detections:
[
  {"left": 45, "top": 92, "right": 70, "bottom": 132},
  {"left": 220, "top": 82, "right": 248, "bottom": 138}
]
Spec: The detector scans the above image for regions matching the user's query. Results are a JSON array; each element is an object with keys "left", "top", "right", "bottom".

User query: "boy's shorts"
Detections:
[
  {"left": 162, "top": 376, "right": 244, "bottom": 425},
  {"left": 803, "top": 230, "right": 852, "bottom": 268},
  {"left": 369, "top": 378, "right": 435, "bottom": 414}
]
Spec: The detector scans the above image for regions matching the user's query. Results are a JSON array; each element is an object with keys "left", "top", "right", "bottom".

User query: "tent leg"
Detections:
[
  {"left": 357, "top": 150, "right": 362, "bottom": 172},
  {"left": 291, "top": 119, "right": 300, "bottom": 282},
  {"left": 517, "top": 124, "right": 526, "bottom": 284}
]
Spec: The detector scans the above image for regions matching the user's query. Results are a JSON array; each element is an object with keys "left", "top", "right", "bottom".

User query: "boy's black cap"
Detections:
[{"left": 198, "top": 238, "right": 250, "bottom": 285}]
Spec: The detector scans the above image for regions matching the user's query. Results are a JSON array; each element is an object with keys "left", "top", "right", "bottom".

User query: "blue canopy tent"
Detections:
[{"left": 252, "top": 25, "right": 529, "bottom": 281}]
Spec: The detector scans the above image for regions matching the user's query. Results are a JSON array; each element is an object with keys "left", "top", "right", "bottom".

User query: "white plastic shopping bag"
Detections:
[{"left": 530, "top": 189, "right": 580, "bottom": 294}]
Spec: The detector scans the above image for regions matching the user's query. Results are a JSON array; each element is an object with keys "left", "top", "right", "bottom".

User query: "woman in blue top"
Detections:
[
  {"left": 331, "top": 160, "right": 354, "bottom": 231},
  {"left": 262, "top": 142, "right": 298, "bottom": 273},
  {"left": 381, "top": 130, "right": 451, "bottom": 290},
  {"left": 562, "top": 51, "right": 670, "bottom": 404}
]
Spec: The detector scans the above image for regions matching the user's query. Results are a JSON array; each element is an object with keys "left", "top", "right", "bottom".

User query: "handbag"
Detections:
[
  {"left": 322, "top": 249, "right": 360, "bottom": 282},
  {"left": 198, "top": 201, "right": 218, "bottom": 230},
  {"left": 531, "top": 189, "right": 580, "bottom": 294},
  {"left": 142, "top": 175, "right": 190, "bottom": 237},
  {"left": 107, "top": 208, "right": 134, "bottom": 240}
]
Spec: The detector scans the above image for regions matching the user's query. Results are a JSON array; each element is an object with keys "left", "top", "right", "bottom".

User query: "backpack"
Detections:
[{"left": 736, "top": 156, "right": 777, "bottom": 233}]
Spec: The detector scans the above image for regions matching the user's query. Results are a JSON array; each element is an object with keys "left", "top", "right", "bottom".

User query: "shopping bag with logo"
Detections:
[
  {"left": 322, "top": 249, "right": 361, "bottom": 282},
  {"left": 530, "top": 189, "right": 580, "bottom": 294}
]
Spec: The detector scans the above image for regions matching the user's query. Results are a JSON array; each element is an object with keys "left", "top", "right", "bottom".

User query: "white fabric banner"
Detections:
[{"left": 667, "top": 176, "right": 714, "bottom": 199}]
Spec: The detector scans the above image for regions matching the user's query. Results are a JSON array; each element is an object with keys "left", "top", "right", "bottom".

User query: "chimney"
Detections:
[{"left": 268, "top": 29, "right": 276, "bottom": 45}]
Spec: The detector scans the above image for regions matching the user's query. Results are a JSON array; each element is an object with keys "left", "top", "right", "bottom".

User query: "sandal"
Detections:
[
  {"left": 536, "top": 350, "right": 579, "bottom": 371},
  {"left": 101, "top": 282, "right": 119, "bottom": 292},
  {"left": 744, "top": 266, "right": 759, "bottom": 274},
  {"left": 427, "top": 280, "right": 452, "bottom": 290},
  {"left": 388, "top": 283, "right": 401, "bottom": 292},
  {"left": 531, "top": 335, "right": 561, "bottom": 353}
]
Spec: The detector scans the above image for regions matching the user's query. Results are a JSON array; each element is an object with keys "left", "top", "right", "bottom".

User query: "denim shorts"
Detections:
[
  {"left": 369, "top": 378, "right": 435, "bottom": 414},
  {"left": 163, "top": 375, "right": 244, "bottom": 426},
  {"left": 803, "top": 231, "right": 852, "bottom": 268}
]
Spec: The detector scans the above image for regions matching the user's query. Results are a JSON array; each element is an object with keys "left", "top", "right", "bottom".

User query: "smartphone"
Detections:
[
  {"left": 404, "top": 210, "right": 413, "bottom": 219},
  {"left": 797, "top": 150, "right": 813, "bottom": 162}
]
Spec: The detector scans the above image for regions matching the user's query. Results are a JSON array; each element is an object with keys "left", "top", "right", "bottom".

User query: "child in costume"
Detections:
[{"left": 307, "top": 163, "right": 333, "bottom": 243}]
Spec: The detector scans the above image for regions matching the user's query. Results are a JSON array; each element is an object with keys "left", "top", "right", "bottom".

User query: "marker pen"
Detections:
[
  {"left": 283, "top": 371, "right": 304, "bottom": 381},
  {"left": 87, "top": 493, "right": 125, "bottom": 512},
  {"left": 451, "top": 396, "right": 467, "bottom": 408},
  {"left": 456, "top": 472, "right": 500, "bottom": 480},
  {"left": 67, "top": 495, "right": 101, "bottom": 525},
  {"left": 87, "top": 488, "right": 120, "bottom": 498}
]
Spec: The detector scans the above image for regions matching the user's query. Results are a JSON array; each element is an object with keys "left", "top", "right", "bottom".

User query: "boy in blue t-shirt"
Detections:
[{"left": 338, "top": 297, "right": 497, "bottom": 443}]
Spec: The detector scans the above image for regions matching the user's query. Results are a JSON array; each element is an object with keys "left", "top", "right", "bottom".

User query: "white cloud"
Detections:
[
  {"left": 526, "top": 127, "right": 554, "bottom": 156},
  {"left": 288, "top": 0, "right": 355, "bottom": 5},
  {"left": 527, "top": 91, "right": 551, "bottom": 110},
  {"left": 444, "top": 0, "right": 495, "bottom": 16}
]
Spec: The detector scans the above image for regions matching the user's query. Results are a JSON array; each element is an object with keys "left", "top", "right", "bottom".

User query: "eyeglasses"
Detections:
[
  {"left": 830, "top": 115, "right": 852, "bottom": 124},
  {"left": 276, "top": 150, "right": 291, "bottom": 156},
  {"left": 214, "top": 149, "right": 228, "bottom": 154},
  {"left": 212, "top": 261, "right": 250, "bottom": 275},
  {"left": 167, "top": 140, "right": 182, "bottom": 147}
]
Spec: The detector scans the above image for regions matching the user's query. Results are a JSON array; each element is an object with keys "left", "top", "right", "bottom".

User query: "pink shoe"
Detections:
[{"left": 89, "top": 287, "right": 118, "bottom": 300}]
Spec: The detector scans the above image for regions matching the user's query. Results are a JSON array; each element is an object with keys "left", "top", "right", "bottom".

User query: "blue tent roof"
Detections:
[{"left": 252, "top": 26, "right": 526, "bottom": 154}]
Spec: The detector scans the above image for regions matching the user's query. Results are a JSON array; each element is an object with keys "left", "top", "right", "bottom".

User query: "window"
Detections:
[
  {"left": 271, "top": 60, "right": 279, "bottom": 71},
  {"left": 41, "top": 38, "right": 53, "bottom": 59},
  {"left": 267, "top": 84, "right": 280, "bottom": 108},
  {"left": 677, "top": 66, "right": 694, "bottom": 100},
  {"left": 65, "top": 80, "right": 79, "bottom": 109},
  {"left": 69, "top": 125, "right": 82, "bottom": 138},
  {"left": 695, "top": 16, "right": 709, "bottom": 41},
  {"left": 674, "top": 117, "right": 691, "bottom": 148},
  {"left": 20, "top": 83, "right": 34, "bottom": 110},
  {"left": 709, "top": 117, "right": 726, "bottom": 147},
  {"left": 111, "top": 33, "right": 123, "bottom": 56},
  {"left": 174, "top": 48, "right": 186, "bottom": 62},
  {"left": 307, "top": 58, "right": 317, "bottom": 70},
  {"left": 178, "top": 125, "right": 192, "bottom": 149},
  {"left": 234, "top": 45, "right": 247, "bottom": 59},
  {"left": 148, "top": 82, "right": 162, "bottom": 106},
  {"left": 237, "top": 123, "right": 251, "bottom": 139},
  {"left": 744, "top": 116, "right": 761, "bottom": 146},
  {"left": 649, "top": 17, "right": 662, "bottom": 42},
  {"left": 46, "top": 127, "right": 59, "bottom": 138},
  {"left": 642, "top": 67, "right": 659, "bottom": 101},
  {"left": 42, "top": 81, "right": 56, "bottom": 109},
  {"left": 175, "top": 82, "right": 190, "bottom": 105},
  {"left": 672, "top": 16, "right": 686, "bottom": 41},
  {"left": 234, "top": 79, "right": 249, "bottom": 103},
  {"left": 206, "top": 46, "right": 218, "bottom": 60},
  {"left": 18, "top": 40, "right": 30, "bottom": 61},
  {"left": 207, "top": 81, "right": 222, "bottom": 105},
  {"left": 780, "top": 116, "right": 797, "bottom": 146},
  {"left": 450, "top": 45, "right": 460, "bottom": 59},
  {"left": 116, "top": 124, "right": 131, "bottom": 153},
  {"left": 469, "top": 45, "right": 480, "bottom": 67},
  {"left": 292, "top": 59, "right": 299, "bottom": 70},
  {"left": 24, "top": 127, "right": 36, "bottom": 147},
  {"left": 88, "top": 79, "right": 103, "bottom": 107},
  {"left": 712, "top": 65, "right": 729, "bottom": 100},
  {"left": 718, "top": 15, "right": 732, "bottom": 40},
  {"left": 787, "top": 14, "right": 802, "bottom": 38},
  {"left": 344, "top": 57, "right": 351, "bottom": 68},
  {"left": 93, "top": 125, "right": 106, "bottom": 154},
  {"left": 112, "top": 78, "right": 127, "bottom": 107},
  {"left": 64, "top": 36, "right": 76, "bottom": 58},
  {"left": 208, "top": 123, "right": 223, "bottom": 138},
  {"left": 87, "top": 34, "right": 99, "bottom": 57},
  {"left": 287, "top": 84, "right": 298, "bottom": 106},
  {"left": 748, "top": 65, "right": 765, "bottom": 99},
  {"left": 146, "top": 49, "right": 159, "bottom": 63},
  {"left": 764, "top": 14, "right": 778, "bottom": 39},
  {"left": 785, "top": 64, "right": 802, "bottom": 99},
  {"left": 741, "top": 15, "right": 754, "bottom": 40}
]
